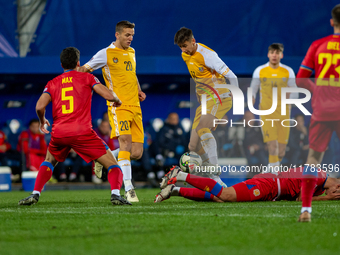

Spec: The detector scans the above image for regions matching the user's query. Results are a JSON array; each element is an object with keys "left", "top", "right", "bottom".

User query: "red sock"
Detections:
[
  {"left": 107, "top": 165, "right": 123, "bottom": 190},
  {"left": 179, "top": 187, "right": 214, "bottom": 201},
  {"left": 185, "top": 173, "right": 223, "bottom": 197},
  {"left": 301, "top": 177, "right": 318, "bottom": 207},
  {"left": 33, "top": 162, "right": 54, "bottom": 193}
]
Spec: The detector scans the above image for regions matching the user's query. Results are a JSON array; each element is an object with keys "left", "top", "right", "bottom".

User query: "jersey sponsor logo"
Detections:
[
  {"left": 113, "top": 57, "right": 118, "bottom": 63},
  {"left": 253, "top": 189, "right": 260, "bottom": 196},
  {"left": 120, "top": 121, "right": 129, "bottom": 131},
  {"left": 124, "top": 61, "right": 133, "bottom": 71},
  {"left": 62, "top": 77, "right": 73, "bottom": 84}
]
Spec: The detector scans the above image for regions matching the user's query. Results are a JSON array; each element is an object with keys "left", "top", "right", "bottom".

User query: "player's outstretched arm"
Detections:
[
  {"left": 78, "top": 66, "right": 91, "bottom": 73},
  {"left": 36, "top": 93, "right": 51, "bottom": 134},
  {"left": 93, "top": 83, "right": 122, "bottom": 107}
]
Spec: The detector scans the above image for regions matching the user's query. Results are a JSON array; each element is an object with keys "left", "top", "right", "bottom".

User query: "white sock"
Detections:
[
  {"left": 177, "top": 171, "right": 188, "bottom": 182},
  {"left": 32, "top": 191, "right": 41, "bottom": 196},
  {"left": 111, "top": 189, "right": 120, "bottom": 196},
  {"left": 111, "top": 148, "right": 120, "bottom": 159},
  {"left": 301, "top": 207, "right": 312, "bottom": 214},
  {"left": 118, "top": 159, "right": 133, "bottom": 192},
  {"left": 267, "top": 162, "right": 280, "bottom": 175},
  {"left": 171, "top": 187, "right": 180, "bottom": 196},
  {"left": 200, "top": 152, "right": 209, "bottom": 163},
  {"left": 200, "top": 132, "right": 218, "bottom": 164}
]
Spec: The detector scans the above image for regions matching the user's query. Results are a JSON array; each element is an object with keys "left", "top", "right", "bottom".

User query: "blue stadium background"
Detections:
[{"left": 0, "top": 0, "right": 338, "bottom": 130}]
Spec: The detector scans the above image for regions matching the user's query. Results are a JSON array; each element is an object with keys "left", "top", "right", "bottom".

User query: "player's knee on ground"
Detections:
[{"left": 218, "top": 187, "right": 237, "bottom": 202}]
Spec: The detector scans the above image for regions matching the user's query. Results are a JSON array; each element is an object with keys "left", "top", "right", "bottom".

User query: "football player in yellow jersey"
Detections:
[
  {"left": 174, "top": 27, "right": 239, "bottom": 187},
  {"left": 78, "top": 21, "right": 146, "bottom": 202},
  {"left": 250, "top": 43, "right": 297, "bottom": 174}
]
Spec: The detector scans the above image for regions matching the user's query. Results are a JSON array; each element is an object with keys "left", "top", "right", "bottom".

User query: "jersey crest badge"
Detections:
[
  {"left": 113, "top": 57, "right": 118, "bottom": 63},
  {"left": 253, "top": 189, "right": 260, "bottom": 197},
  {"left": 199, "top": 67, "right": 204, "bottom": 72},
  {"left": 282, "top": 77, "right": 287, "bottom": 82},
  {"left": 262, "top": 77, "right": 267, "bottom": 82}
]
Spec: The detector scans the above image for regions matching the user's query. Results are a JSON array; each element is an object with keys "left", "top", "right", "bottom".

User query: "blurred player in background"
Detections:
[
  {"left": 174, "top": 27, "right": 239, "bottom": 187},
  {"left": 17, "top": 119, "right": 47, "bottom": 171},
  {"left": 79, "top": 21, "right": 145, "bottom": 202},
  {"left": 296, "top": 4, "right": 340, "bottom": 222},
  {"left": 19, "top": 47, "right": 130, "bottom": 206},
  {"left": 155, "top": 166, "right": 340, "bottom": 203},
  {"left": 250, "top": 43, "right": 297, "bottom": 174}
]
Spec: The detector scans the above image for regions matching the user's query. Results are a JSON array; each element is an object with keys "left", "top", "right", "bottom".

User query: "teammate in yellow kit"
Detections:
[
  {"left": 79, "top": 21, "right": 145, "bottom": 202},
  {"left": 250, "top": 43, "right": 297, "bottom": 174},
  {"left": 174, "top": 27, "right": 239, "bottom": 186}
]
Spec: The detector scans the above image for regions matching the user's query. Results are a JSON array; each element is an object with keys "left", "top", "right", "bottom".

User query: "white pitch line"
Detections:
[{"left": 0, "top": 208, "right": 290, "bottom": 217}]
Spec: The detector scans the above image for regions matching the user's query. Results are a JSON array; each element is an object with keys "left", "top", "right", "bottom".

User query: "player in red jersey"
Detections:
[
  {"left": 155, "top": 166, "right": 340, "bottom": 203},
  {"left": 19, "top": 47, "right": 131, "bottom": 206},
  {"left": 296, "top": 4, "right": 340, "bottom": 221}
]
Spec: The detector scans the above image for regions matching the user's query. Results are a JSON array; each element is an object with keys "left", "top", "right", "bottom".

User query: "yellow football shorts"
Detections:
[
  {"left": 108, "top": 105, "right": 144, "bottom": 143},
  {"left": 192, "top": 97, "right": 232, "bottom": 130},
  {"left": 260, "top": 114, "right": 290, "bottom": 144}
]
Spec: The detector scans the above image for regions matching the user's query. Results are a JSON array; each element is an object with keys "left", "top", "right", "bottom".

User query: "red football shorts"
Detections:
[
  {"left": 309, "top": 118, "right": 340, "bottom": 152},
  {"left": 232, "top": 173, "right": 278, "bottom": 202},
  {"left": 48, "top": 130, "right": 108, "bottom": 163}
]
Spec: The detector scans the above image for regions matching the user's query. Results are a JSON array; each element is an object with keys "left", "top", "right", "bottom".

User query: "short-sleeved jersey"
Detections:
[
  {"left": 182, "top": 43, "right": 231, "bottom": 99},
  {"left": 84, "top": 44, "right": 139, "bottom": 107},
  {"left": 250, "top": 62, "right": 296, "bottom": 118},
  {"left": 44, "top": 70, "right": 100, "bottom": 138},
  {"left": 300, "top": 34, "right": 340, "bottom": 121},
  {"left": 276, "top": 167, "right": 327, "bottom": 200}
]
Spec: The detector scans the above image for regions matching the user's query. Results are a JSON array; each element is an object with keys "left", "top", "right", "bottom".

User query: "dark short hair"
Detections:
[
  {"left": 28, "top": 119, "right": 39, "bottom": 126},
  {"left": 116, "top": 20, "right": 135, "bottom": 33},
  {"left": 268, "top": 43, "right": 284, "bottom": 53},
  {"left": 60, "top": 47, "right": 80, "bottom": 69},
  {"left": 174, "top": 27, "right": 194, "bottom": 46},
  {"left": 332, "top": 4, "right": 340, "bottom": 26}
]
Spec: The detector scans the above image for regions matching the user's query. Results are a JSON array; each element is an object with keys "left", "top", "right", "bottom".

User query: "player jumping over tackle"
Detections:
[
  {"left": 19, "top": 47, "right": 131, "bottom": 206},
  {"left": 174, "top": 27, "right": 239, "bottom": 186},
  {"left": 155, "top": 166, "right": 340, "bottom": 203}
]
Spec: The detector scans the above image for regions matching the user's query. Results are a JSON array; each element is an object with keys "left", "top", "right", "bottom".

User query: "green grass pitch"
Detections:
[{"left": 0, "top": 189, "right": 340, "bottom": 255}]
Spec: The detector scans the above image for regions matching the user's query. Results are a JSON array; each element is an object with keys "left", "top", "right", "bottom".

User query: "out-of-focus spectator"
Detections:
[
  {"left": 157, "top": 113, "right": 187, "bottom": 167},
  {"left": 285, "top": 114, "right": 309, "bottom": 165},
  {"left": 0, "top": 130, "right": 11, "bottom": 166},
  {"left": 102, "top": 112, "right": 109, "bottom": 122},
  {"left": 17, "top": 119, "right": 47, "bottom": 171},
  {"left": 92, "top": 120, "right": 119, "bottom": 183},
  {"left": 242, "top": 111, "right": 267, "bottom": 175}
]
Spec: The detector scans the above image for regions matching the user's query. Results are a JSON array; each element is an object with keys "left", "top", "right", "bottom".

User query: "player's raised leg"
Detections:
[
  {"left": 157, "top": 166, "right": 235, "bottom": 203},
  {"left": 19, "top": 150, "right": 58, "bottom": 205}
]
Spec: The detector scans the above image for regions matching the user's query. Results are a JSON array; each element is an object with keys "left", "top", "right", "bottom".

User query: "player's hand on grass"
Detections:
[
  {"left": 39, "top": 118, "right": 50, "bottom": 134},
  {"left": 326, "top": 190, "right": 340, "bottom": 200},
  {"left": 138, "top": 91, "right": 146, "bottom": 102}
]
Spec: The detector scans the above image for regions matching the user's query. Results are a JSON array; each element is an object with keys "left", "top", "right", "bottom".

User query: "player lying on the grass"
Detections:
[
  {"left": 19, "top": 47, "right": 131, "bottom": 206},
  {"left": 155, "top": 166, "right": 340, "bottom": 203}
]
